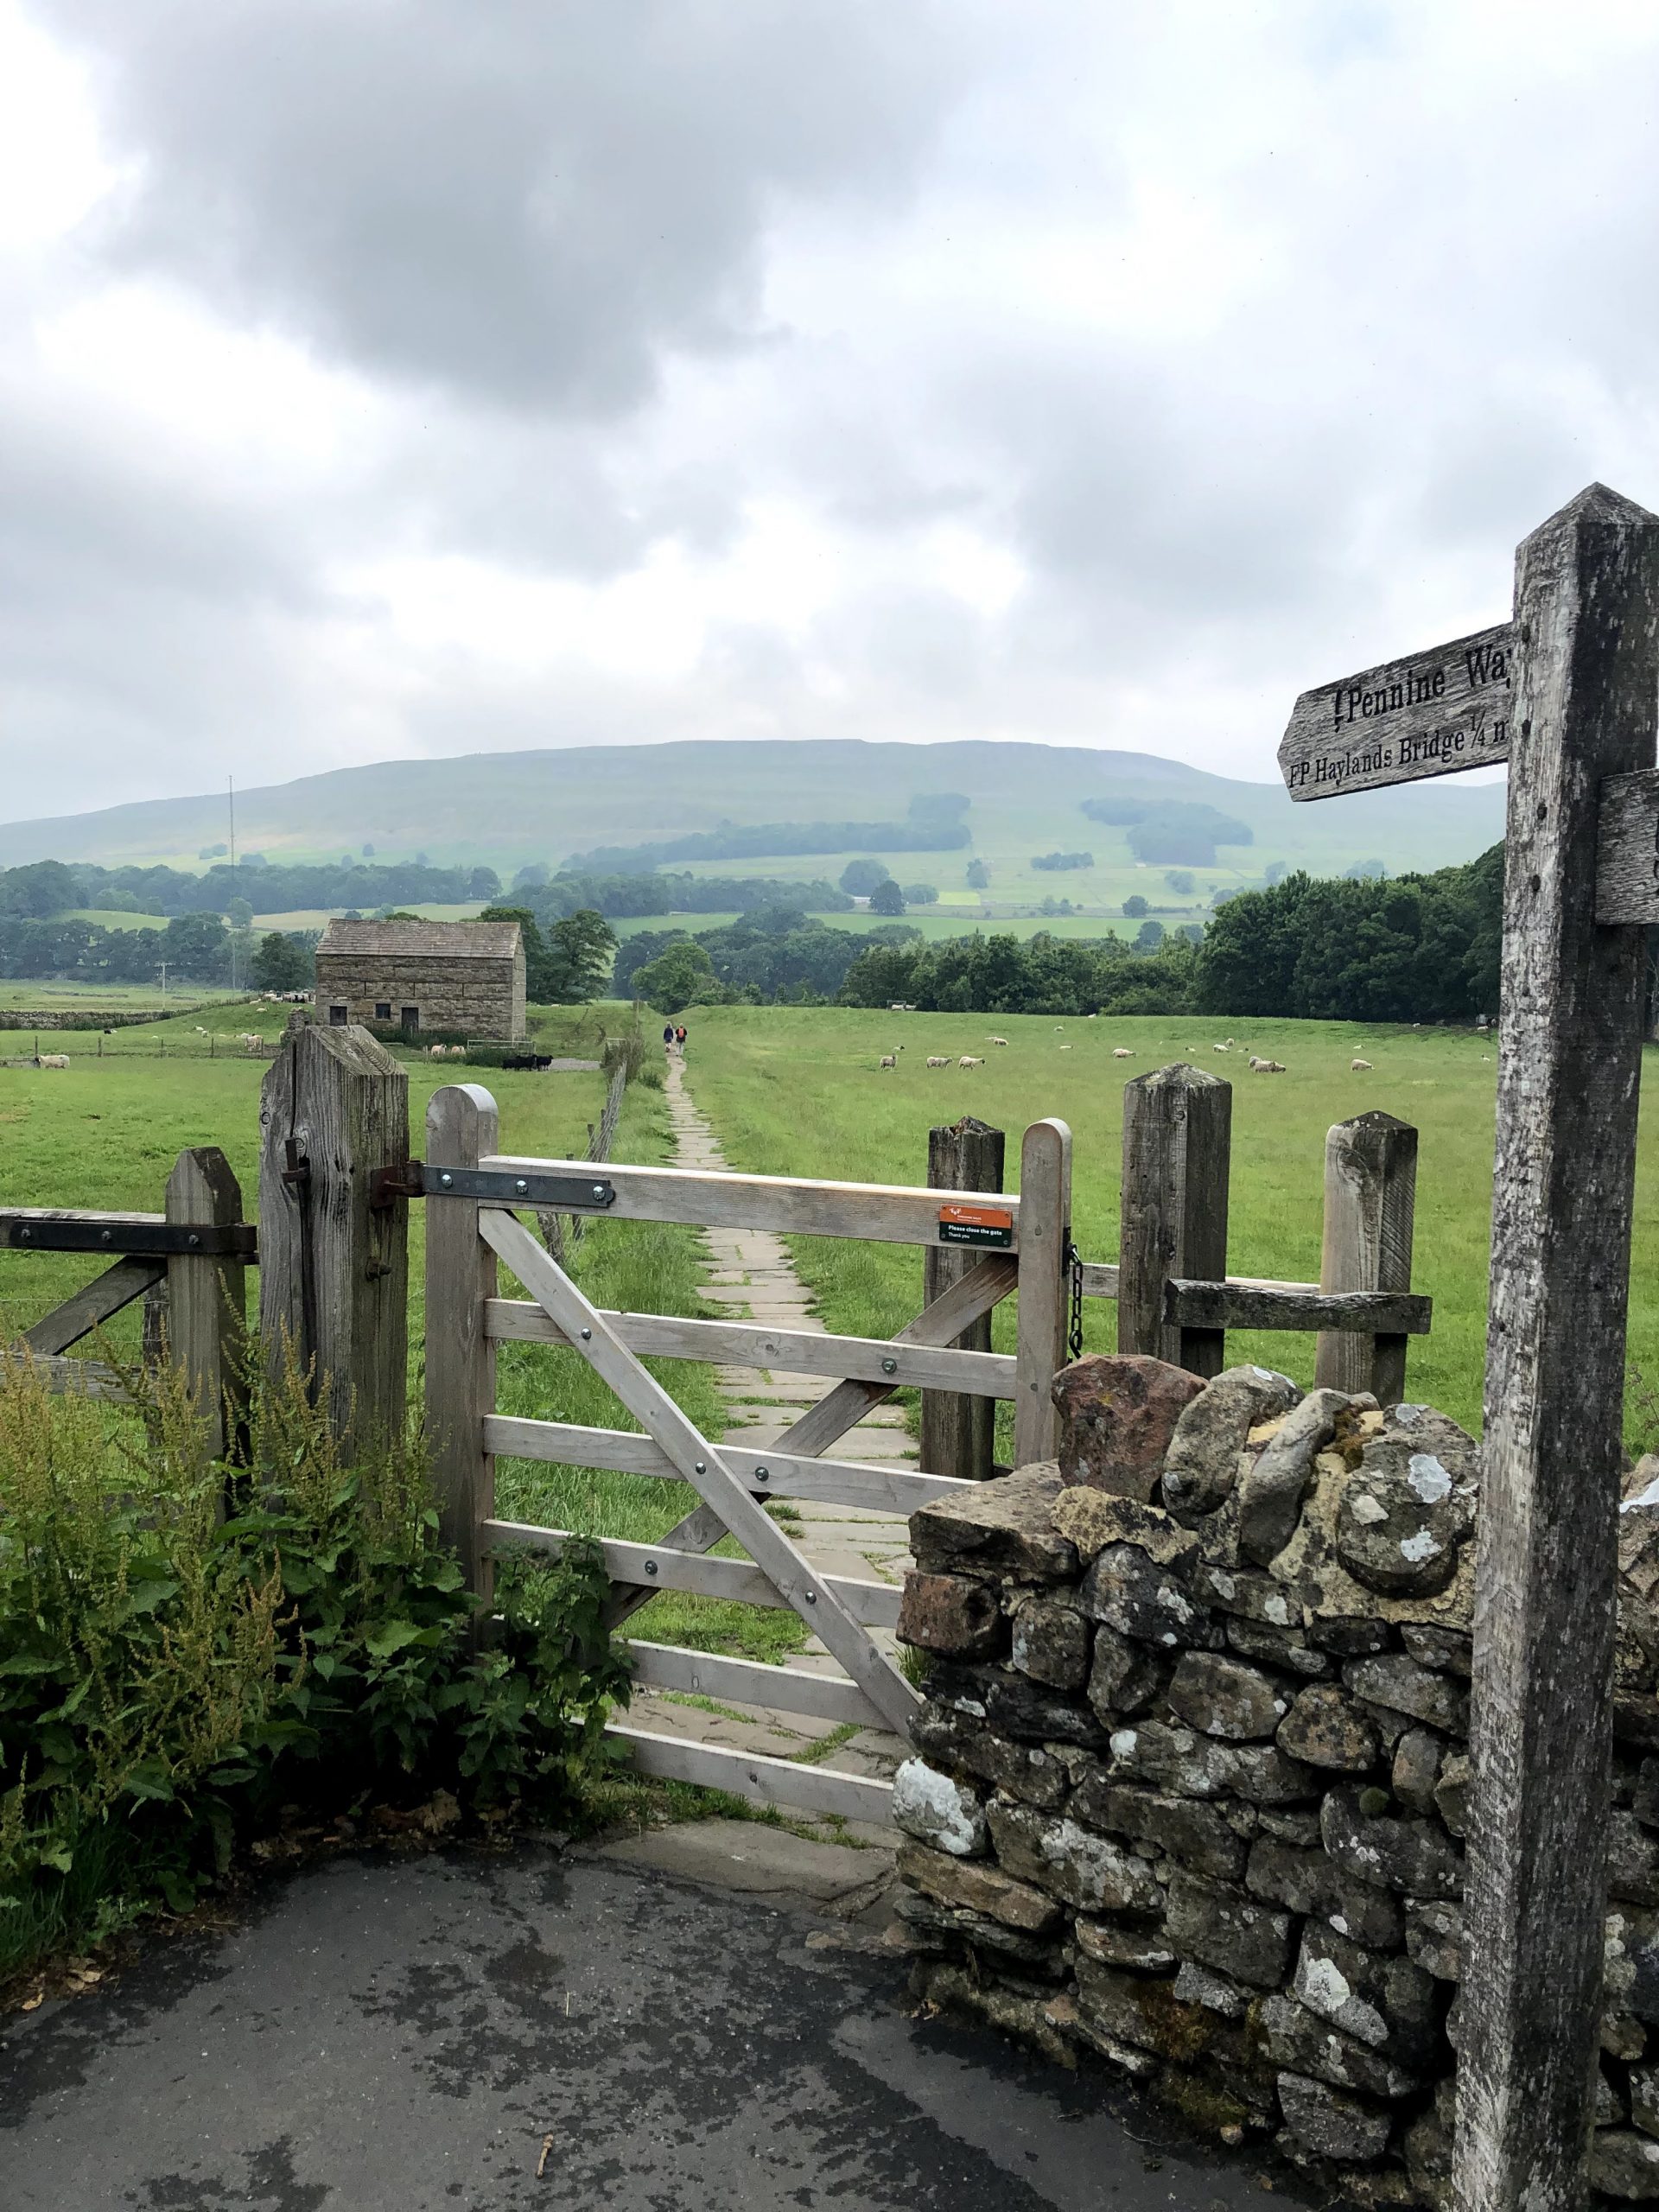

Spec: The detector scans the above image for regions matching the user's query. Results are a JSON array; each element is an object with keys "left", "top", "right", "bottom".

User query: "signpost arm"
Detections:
[{"left": 1455, "top": 486, "right": 1659, "bottom": 2212}]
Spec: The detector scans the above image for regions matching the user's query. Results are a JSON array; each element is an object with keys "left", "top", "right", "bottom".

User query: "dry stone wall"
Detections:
[{"left": 893, "top": 1352, "right": 1659, "bottom": 2206}]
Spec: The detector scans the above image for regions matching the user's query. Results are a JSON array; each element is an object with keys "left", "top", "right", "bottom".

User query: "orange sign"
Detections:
[{"left": 938, "top": 1203, "right": 1014, "bottom": 1249}]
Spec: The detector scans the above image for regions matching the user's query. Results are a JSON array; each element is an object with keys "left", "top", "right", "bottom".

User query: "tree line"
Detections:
[
  {"left": 834, "top": 848, "right": 1505, "bottom": 1020},
  {"left": 566, "top": 791, "right": 972, "bottom": 873},
  {"left": 0, "top": 855, "right": 503, "bottom": 921}
]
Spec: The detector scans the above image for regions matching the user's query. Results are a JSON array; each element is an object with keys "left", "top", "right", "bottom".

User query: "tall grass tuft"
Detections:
[{"left": 0, "top": 1348, "right": 626, "bottom": 1983}]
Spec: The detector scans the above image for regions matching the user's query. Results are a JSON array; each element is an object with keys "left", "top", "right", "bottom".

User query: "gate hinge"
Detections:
[{"left": 370, "top": 1160, "right": 618, "bottom": 1212}]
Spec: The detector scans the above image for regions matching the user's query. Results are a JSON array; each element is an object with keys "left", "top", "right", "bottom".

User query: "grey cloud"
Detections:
[{"left": 43, "top": 0, "right": 968, "bottom": 415}]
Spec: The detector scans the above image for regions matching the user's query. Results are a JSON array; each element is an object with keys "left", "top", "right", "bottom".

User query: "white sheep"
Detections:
[
  {"left": 448, "top": 1045, "right": 467, "bottom": 1059},
  {"left": 35, "top": 1052, "right": 68, "bottom": 1070},
  {"left": 1112, "top": 1046, "right": 1133, "bottom": 1059},
  {"left": 880, "top": 1054, "right": 897, "bottom": 1071},
  {"left": 987, "top": 1036, "right": 1009, "bottom": 1047},
  {"left": 1351, "top": 1057, "right": 1373, "bottom": 1072},
  {"left": 429, "top": 1044, "right": 447, "bottom": 1058},
  {"left": 957, "top": 1054, "right": 984, "bottom": 1069},
  {"left": 925, "top": 1055, "right": 951, "bottom": 1068},
  {"left": 1059, "top": 1044, "right": 1072, "bottom": 1051}
]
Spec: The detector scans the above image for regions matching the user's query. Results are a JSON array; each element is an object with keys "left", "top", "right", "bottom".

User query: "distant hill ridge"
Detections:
[{"left": 0, "top": 736, "right": 1505, "bottom": 881}]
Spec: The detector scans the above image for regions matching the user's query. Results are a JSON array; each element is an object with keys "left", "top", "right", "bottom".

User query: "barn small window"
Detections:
[
  {"left": 329, "top": 1004, "right": 347, "bottom": 1027},
  {"left": 374, "top": 1001, "right": 391, "bottom": 1021},
  {"left": 402, "top": 1006, "right": 419, "bottom": 1031}
]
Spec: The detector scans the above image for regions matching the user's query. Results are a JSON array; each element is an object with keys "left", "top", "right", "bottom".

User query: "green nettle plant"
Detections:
[{"left": 0, "top": 1349, "right": 628, "bottom": 1979}]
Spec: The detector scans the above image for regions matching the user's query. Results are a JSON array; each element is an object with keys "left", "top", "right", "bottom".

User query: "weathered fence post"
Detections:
[
  {"left": 425, "top": 1084, "right": 499, "bottom": 1607},
  {"left": 1013, "top": 1117, "right": 1071, "bottom": 1466},
  {"left": 164, "top": 1146, "right": 246, "bottom": 1459},
  {"left": 1456, "top": 486, "right": 1659, "bottom": 2212},
  {"left": 1313, "top": 1109, "right": 1417, "bottom": 1407},
  {"left": 257, "top": 1019, "right": 410, "bottom": 1452},
  {"left": 921, "top": 1116, "right": 1005, "bottom": 1480},
  {"left": 1117, "top": 1064, "right": 1231, "bottom": 1376}
]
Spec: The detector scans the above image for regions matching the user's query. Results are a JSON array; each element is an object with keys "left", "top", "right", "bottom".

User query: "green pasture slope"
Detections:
[
  {"left": 679, "top": 1002, "right": 1659, "bottom": 1446},
  {"left": 0, "top": 1006, "right": 804, "bottom": 1663}
]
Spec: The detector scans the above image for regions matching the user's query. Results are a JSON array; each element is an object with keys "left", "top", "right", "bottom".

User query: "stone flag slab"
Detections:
[{"left": 1278, "top": 622, "right": 1516, "bottom": 800}]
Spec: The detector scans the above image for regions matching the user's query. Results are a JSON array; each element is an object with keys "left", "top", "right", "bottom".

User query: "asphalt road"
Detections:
[{"left": 0, "top": 1843, "right": 1320, "bottom": 2210}]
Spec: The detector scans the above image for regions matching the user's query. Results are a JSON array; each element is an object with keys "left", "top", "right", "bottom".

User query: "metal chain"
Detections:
[{"left": 1064, "top": 1234, "right": 1085, "bottom": 1360}]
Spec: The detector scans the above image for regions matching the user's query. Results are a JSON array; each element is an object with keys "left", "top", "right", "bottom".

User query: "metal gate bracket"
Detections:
[{"left": 372, "top": 1160, "right": 616, "bottom": 1211}]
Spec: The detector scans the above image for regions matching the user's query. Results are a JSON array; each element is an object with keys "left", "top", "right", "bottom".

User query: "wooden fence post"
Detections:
[
  {"left": 921, "top": 1116, "right": 1006, "bottom": 1480},
  {"left": 1013, "top": 1117, "right": 1071, "bottom": 1467},
  {"left": 426, "top": 1084, "right": 499, "bottom": 1607},
  {"left": 164, "top": 1147, "right": 246, "bottom": 1459},
  {"left": 1313, "top": 1110, "right": 1417, "bottom": 1407},
  {"left": 1117, "top": 1064, "right": 1231, "bottom": 1376},
  {"left": 257, "top": 1020, "right": 410, "bottom": 1452},
  {"left": 1455, "top": 486, "right": 1659, "bottom": 2212}
]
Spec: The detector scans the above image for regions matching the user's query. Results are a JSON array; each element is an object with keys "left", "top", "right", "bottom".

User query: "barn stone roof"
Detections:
[{"left": 316, "top": 918, "right": 522, "bottom": 961}]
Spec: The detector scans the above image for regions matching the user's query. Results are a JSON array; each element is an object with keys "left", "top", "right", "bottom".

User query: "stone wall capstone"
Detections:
[{"left": 894, "top": 1351, "right": 1659, "bottom": 2206}]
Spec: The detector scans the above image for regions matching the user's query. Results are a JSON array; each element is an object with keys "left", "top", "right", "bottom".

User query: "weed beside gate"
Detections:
[{"left": 0, "top": 1353, "right": 627, "bottom": 1984}]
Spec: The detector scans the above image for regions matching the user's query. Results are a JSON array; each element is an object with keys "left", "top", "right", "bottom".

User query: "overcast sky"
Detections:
[{"left": 2, "top": 0, "right": 1656, "bottom": 824}]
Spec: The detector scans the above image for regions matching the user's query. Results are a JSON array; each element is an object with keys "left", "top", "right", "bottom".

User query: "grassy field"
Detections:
[
  {"left": 679, "top": 1003, "right": 1659, "bottom": 1447},
  {"left": 0, "top": 982, "right": 240, "bottom": 1012},
  {"left": 0, "top": 1007, "right": 804, "bottom": 1664}
]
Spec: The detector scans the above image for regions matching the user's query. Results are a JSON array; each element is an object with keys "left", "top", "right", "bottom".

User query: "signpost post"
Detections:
[{"left": 1279, "top": 484, "right": 1659, "bottom": 2212}]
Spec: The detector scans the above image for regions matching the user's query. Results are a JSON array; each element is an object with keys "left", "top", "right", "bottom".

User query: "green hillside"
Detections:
[{"left": 0, "top": 738, "right": 1504, "bottom": 904}]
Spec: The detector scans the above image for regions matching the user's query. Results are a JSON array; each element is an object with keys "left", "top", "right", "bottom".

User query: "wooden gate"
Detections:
[{"left": 422, "top": 1083, "right": 1072, "bottom": 1821}]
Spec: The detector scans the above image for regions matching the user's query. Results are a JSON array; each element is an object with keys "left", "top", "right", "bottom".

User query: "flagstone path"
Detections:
[{"left": 620, "top": 1053, "right": 917, "bottom": 1815}]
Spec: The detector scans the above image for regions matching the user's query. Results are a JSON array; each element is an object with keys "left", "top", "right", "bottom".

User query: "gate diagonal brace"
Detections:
[
  {"left": 475, "top": 1206, "right": 921, "bottom": 1738},
  {"left": 603, "top": 1250, "right": 1019, "bottom": 1633}
]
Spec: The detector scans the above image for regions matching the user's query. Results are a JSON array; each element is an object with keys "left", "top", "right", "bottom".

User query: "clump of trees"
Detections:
[
  {"left": 840, "top": 930, "right": 1201, "bottom": 1016},
  {"left": 0, "top": 912, "right": 237, "bottom": 986},
  {"left": 1080, "top": 797, "right": 1253, "bottom": 866},
  {"left": 1031, "top": 851, "right": 1094, "bottom": 872},
  {"left": 839, "top": 859, "right": 893, "bottom": 897},
  {"left": 1193, "top": 847, "right": 1502, "bottom": 1022},
  {"left": 617, "top": 912, "right": 913, "bottom": 1008},
  {"left": 479, "top": 906, "right": 616, "bottom": 1003}
]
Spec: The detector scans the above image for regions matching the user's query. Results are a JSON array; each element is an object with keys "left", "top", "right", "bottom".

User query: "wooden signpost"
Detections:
[{"left": 1280, "top": 484, "right": 1659, "bottom": 2212}]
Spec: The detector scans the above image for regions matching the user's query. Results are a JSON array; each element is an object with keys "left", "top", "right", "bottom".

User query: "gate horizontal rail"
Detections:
[
  {"left": 478, "top": 1151, "right": 1026, "bottom": 1249},
  {"left": 606, "top": 1725, "right": 898, "bottom": 1822},
  {"left": 486, "top": 1518, "right": 904, "bottom": 1626},
  {"left": 484, "top": 1414, "right": 970, "bottom": 1516},
  {"left": 483, "top": 1296, "right": 1018, "bottom": 1395}
]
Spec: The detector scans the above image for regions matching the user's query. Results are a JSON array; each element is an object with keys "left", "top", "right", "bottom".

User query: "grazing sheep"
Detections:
[
  {"left": 925, "top": 1055, "right": 951, "bottom": 1068},
  {"left": 958, "top": 1054, "right": 984, "bottom": 1069},
  {"left": 1212, "top": 1043, "right": 1230, "bottom": 1053},
  {"left": 1058, "top": 1044, "right": 1072, "bottom": 1052},
  {"left": 1112, "top": 1046, "right": 1133, "bottom": 1059},
  {"left": 448, "top": 1045, "right": 467, "bottom": 1059},
  {"left": 429, "top": 1044, "right": 447, "bottom": 1058},
  {"left": 194, "top": 1026, "right": 207, "bottom": 1035},
  {"left": 988, "top": 1036, "right": 1010, "bottom": 1047},
  {"left": 1249, "top": 1055, "right": 1272, "bottom": 1071},
  {"left": 1351, "top": 1057, "right": 1373, "bottom": 1072},
  {"left": 880, "top": 1054, "right": 897, "bottom": 1071},
  {"left": 35, "top": 1052, "right": 68, "bottom": 1070}
]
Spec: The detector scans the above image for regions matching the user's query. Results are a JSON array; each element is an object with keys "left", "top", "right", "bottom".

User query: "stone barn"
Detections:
[{"left": 313, "top": 918, "right": 525, "bottom": 1042}]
